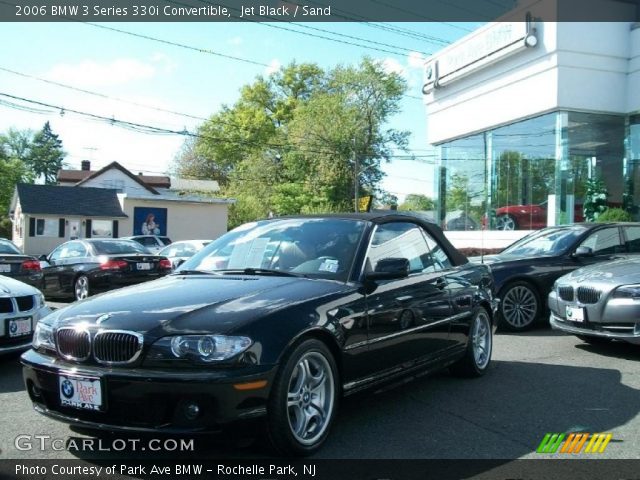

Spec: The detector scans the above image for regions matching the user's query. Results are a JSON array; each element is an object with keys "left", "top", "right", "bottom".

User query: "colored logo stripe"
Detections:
[{"left": 537, "top": 433, "right": 613, "bottom": 454}]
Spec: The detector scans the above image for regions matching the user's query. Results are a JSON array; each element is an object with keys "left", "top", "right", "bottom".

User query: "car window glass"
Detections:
[
  {"left": 422, "top": 232, "right": 452, "bottom": 271},
  {"left": 92, "top": 240, "right": 149, "bottom": 255},
  {"left": 0, "top": 241, "right": 20, "bottom": 254},
  {"left": 624, "top": 226, "right": 640, "bottom": 253},
  {"left": 58, "top": 241, "right": 87, "bottom": 259},
  {"left": 579, "top": 227, "right": 623, "bottom": 255},
  {"left": 141, "top": 237, "right": 157, "bottom": 247},
  {"left": 160, "top": 237, "right": 172, "bottom": 246},
  {"left": 366, "top": 222, "right": 432, "bottom": 274},
  {"left": 49, "top": 245, "right": 65, "bottom": 262}
]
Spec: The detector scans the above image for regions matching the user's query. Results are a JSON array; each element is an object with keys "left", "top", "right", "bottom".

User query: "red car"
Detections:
[{"left": 494, "top": 201, "right": 584, "bottom": 230}]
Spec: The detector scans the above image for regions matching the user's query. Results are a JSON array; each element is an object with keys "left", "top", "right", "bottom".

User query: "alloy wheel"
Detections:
[
  {"left": 472, "top": 311, "right": 492, "bottom": 369},
  {"left": 75, "top": 276, "right": 89, "bottom": 301},
  {"left": 501, "top": 284, "right": 538, "bottom": 329},
  {"left": 286, "top": 351, "right": 335, "bottom": 446},
  {"left": 496, "top": 215, "right": 517, "bottom": 231}
]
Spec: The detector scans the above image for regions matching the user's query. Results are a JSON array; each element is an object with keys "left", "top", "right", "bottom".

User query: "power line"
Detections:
[{"left": 0, "top": 66, "right": 209, "bottom": 122}]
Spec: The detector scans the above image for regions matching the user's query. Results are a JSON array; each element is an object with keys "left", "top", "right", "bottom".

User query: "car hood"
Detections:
[
  {"left": 51, "top": 274, "right": 348, "bottom": 338},
  {"left": 0, "top": 275, "right": 40, "bottom": 296},
  {"left": 560, "top": 257, "right": 640, "bottom": 286}
]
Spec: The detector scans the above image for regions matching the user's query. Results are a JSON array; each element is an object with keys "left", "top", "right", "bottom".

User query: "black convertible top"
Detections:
[{"left": 275, "top": 211, "right": 469, "bottom": 267}]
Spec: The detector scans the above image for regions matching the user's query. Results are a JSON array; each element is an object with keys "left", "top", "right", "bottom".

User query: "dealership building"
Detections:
[{"left": 423, "top": 11, "right": 640, "bottom": 239}]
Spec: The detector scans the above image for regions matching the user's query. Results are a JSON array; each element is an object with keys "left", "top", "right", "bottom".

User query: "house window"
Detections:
[
  {"left": 91, "top": 219, "right": 113, "bottom": 238},
  {"left": 102, "top": 179, "right": 125, "bottom": 192},
  {"left": 36, "top": 218, "right": 58, "bottom": 237}
]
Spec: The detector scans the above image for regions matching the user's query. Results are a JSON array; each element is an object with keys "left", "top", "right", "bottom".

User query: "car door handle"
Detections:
[{"left": 435, "top": 278, "right": 447, "bottom": 290}]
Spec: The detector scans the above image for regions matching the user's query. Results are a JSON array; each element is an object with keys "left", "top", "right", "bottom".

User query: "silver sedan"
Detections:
[{"left": 549, "top": 258, "right": 640, "bottom": 345}]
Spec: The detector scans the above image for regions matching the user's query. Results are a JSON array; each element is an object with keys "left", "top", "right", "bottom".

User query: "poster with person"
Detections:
[{"left": 133, "top": 207, "right": 168, "bottom": 236}]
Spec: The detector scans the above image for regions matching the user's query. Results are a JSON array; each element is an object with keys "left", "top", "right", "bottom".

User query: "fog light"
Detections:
[
  {"left": 30, "top": 384, "right": 42, "bottom": 398},
  {"left": 184, "top": 402, "right": 200, "bottom": 420}
]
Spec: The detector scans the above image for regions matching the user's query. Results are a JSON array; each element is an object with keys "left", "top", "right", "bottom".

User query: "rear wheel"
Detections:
[
  {"left": 74, "top": 275, "right": 90, "bottom": 301},
  {"left": 266, "top": 339, "right": 338, "bottom": 456},
  {"left": 499, "top": 281, "right": 540, "bottom": 331},
  {"left": 451, "top": 307, "right": 493, "bottom": 377}
]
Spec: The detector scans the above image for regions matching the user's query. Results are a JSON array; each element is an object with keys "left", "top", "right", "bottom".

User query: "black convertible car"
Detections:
[
  {"left": 470, "top": 222, "right": 640, "bottom": 331},
  {"left": 23, "top": 214, "right": 496, "bottom": 455},
  {"left": 0, "top": 238, "right": 42, "bottom": 288},
  {"left": 39, "top": 238, "right": 173, "bottom": 301}
]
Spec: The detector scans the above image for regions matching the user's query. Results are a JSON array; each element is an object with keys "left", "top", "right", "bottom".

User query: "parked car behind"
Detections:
[
  {"left": 39, "top": 239, "right": 173, "bottom": 301},
  {"left": 470, "top": 222, "right": 640, "bottom": 331},
  {"left": 157, "top": 239, "right": 211, "bottom": 269},
  {"left": 0, "top": 276, "right": 51, "bottom": 354},
  {"left": 0, "top": 238, "right": 42, "bottom": 288},
  {"left": 550, "top": 257, "right": 640, "bottom": 345},
  {"left": 124, "top": 235, "right": 172, "bottom": 253},
  {"left": 23, "top": 213, "right": 496, "bottom": 455}
]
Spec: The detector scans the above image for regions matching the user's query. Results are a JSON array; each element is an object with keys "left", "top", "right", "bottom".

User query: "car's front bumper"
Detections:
[
  {"left": 0, "top": 305, "right": 52, "bottom": 354},
  {"left": 21, "top": 349, "right": 278, "bottom": 433}
]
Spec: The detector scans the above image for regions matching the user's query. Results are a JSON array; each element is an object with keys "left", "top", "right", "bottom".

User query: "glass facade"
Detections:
[{"left": 436, "top": 111, "right": 629, "bottom": 231}]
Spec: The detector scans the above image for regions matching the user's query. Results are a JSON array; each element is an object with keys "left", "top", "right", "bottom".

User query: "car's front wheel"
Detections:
[
  {"left": 74, "top": 275, "right": 90, "bottom": 301},
  {"left": 499, "top": 281, "right": 540, "bottom": 331},
  {"left": 266, "top": 338, "right": 338, "bottom": 456},
  {"left": 496, "top": 214, "right": 518, "bottom": 230}
]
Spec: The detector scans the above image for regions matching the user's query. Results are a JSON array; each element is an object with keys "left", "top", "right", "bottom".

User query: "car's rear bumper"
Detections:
[{"left": 21, "top": 349, "right": 278, "bottom": 433}]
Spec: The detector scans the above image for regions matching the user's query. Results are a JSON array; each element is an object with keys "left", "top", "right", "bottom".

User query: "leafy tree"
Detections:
[
  {"left": 399, "top": 193, "right": 435, "bottom": 211},
  {"left": 174, "top": 58, "right": 408, "bottom": 225},
  {"left": 28, "top": 121, "right": 66, "bottom": 184}
]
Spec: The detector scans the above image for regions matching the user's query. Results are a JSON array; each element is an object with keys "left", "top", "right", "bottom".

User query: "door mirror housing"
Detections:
[
  {"left": 365, "top": 257, "right": 410, "bottom": 282},
  {"left": 573, "top": 246, "right": 594, "bottom": 258}
]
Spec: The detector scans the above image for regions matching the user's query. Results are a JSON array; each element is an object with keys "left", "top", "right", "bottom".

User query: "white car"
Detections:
[
  {"left": 0, "top": 276, "right": 52, "bottom": 354},
  {"left": 158, "top": 239, "right": 212, "bottom": 269},
  {"left": 123, "top": 235, "right": 172, "bottom": 253}
]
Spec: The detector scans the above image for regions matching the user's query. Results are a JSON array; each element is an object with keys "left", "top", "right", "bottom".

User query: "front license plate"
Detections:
[
  {"left": 7, "top": 317, "right": 32, "bottom": 337},
  {"left": 137, "top": 262, "right": 152, "bottom": 270},
  {"left": 0, "top": 264, "right": 10, "bottom": 273},
  {"left": 59, "top": 375, "right": 103, "bottom": 411},
  {"left": 566, "top": 305, "right": 585, "bottom": 323}
]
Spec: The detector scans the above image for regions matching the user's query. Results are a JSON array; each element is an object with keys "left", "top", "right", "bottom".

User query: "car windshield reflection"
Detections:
[
  {"left": 501, "top": 226, "right": 587, "bottom": 257},
  {"left": 177, "top": 218, "right": 366, "bottom": 281}
]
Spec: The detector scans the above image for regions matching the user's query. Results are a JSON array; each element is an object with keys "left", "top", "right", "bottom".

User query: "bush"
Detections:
[{"left": 595, "top": 207, "right": 633, "bottom": 223}]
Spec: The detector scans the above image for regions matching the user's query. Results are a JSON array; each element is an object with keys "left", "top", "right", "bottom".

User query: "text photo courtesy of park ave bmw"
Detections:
[{"left": 1, "top": 0, "right": 640, "bottom": 479}]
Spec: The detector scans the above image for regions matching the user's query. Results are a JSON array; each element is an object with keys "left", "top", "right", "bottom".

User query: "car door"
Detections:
[
  {"left": 41, "top": 241, "right": 87, "bottom": 296},
  {"left": 41, "top": 243, "right": 68, "bottom": 296},
  {"left": 362, "top": 221, "right": 453, "bottom": 374}
]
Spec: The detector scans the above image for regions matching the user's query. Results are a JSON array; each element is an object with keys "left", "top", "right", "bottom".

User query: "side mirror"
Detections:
[
  {"left": 38, "top": 254, "right": 48, "bottom": 261},
  {"left": 176, "top": 258, "right": 186, "bottom": 268},
  {"left": 573, "top": 246, "right": 594, "bottom": 258},
  {"left": 365, "top": 257, "right": 410, "bottom": 282}
]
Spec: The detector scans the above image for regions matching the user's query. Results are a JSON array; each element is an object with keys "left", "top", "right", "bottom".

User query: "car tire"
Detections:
[
  {"left": 266, "top": 338, "right": 338, "bottom": 456},
  {"left": 496, "top": 214, "right": 518, "bottom": 231},
  {"left": 451, "top": 307, "right": 493, "bottom": 377},
  {"left": 577, "top": 335, "right": 612, "bottom": 345},
  {"left": 74, "top": 275, "right": 90, "bottom": 301},
  {"left": 499, "top": 281, "right": 540, "bottom": 331}
]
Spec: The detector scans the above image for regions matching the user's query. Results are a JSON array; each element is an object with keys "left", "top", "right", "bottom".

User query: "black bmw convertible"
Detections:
[{"left": 22, "top": 213, "right": 496, "bottom": 455}]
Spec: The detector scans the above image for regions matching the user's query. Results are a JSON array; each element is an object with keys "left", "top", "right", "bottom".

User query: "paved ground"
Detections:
[{"left": 1, "top": 303, "right": 639, "bottom": 460}]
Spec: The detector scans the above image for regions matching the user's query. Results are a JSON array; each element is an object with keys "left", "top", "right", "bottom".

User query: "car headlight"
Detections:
[
  {"left": 148, "top": 335, "right": 252, "bottom": 364},
  {"left": 613, "top": 284, "right": 640, "bottom": 299},
  {"left": 35, "top": 292, "right": 46, "bottom": 308},
  {"left": 33, "top": 321, "right": 55, "bottom": 351}
]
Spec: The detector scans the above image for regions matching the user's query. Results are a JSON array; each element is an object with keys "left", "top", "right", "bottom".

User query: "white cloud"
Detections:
[
  {"left": 150, "top": 52, "right": 178, "bottom": 74},
  {"left": 378, "top": 58, "right": 408, "bottom": 79},
  {"left": 227, "top": 36, "right": 243, "bottom": 46},
  {"left": 44, "top": 58, "right": 157, "bottom": 87},
  {"left": 407, "top": 51, "right": 426, "bottom": 69},
  {"left": 265, "top": 59, "right": 282, "bottom": 76}
]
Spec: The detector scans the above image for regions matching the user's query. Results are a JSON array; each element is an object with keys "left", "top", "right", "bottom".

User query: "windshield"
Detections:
[
  {"left": 0, "top": 240, "right": 20, "bottom": 255},
  {"left": 178, "top": 218, "right": 367, "bottom": 281},
  {"left": 92, "top": 240, "right": 151, "bottom": 255},
  {"left": 501, "top": 226, "right": 587, "bottom": 257}
]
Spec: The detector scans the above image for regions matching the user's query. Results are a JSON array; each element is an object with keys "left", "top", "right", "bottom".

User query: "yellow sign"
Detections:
[{"left": 358, "top": 196, "right": 373, "bottom": 213}]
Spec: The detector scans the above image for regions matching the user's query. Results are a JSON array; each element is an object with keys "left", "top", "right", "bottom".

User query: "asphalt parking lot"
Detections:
[{"left": 1, "top": 303, "right": 639, "bottom": 461}]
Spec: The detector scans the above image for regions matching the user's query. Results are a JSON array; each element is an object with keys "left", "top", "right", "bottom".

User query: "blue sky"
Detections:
[{"left": 0, "top": 21, "right": 479, "bottom": 200}]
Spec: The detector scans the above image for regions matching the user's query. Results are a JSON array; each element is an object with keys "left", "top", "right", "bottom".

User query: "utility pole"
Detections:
[{"left": 353, "top": 139, "right": 358, "bottom": 212}]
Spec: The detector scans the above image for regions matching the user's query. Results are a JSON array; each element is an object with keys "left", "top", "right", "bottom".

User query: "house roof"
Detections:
[
  {"left": 57, "top": 162, "right": 171, "bottom": 189},
  {"left": 15, "top": 184, "right": 128, "bottom": 218}
]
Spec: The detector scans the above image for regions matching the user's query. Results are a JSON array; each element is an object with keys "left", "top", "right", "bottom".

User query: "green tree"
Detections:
[
  {"left": 28, "top": 121, "right": 66, "bottom": 184},
  {"left": 174, "top": 58, "right": 408, "bottom": 226},
  {"left": 398, "top": 193, "right": 435, "bottom": 211}
]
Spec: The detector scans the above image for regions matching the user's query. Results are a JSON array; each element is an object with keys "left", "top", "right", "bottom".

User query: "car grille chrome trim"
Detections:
[
  {"left": 56, "top": 327, "right": 91, "bottom": 361},
  {"left": 93, "top": 330, "right": 144, "bottom": 365},
  {"left": 577, "top": 286, "right": 601, "bottom": 304},
  {"left": 558, "top": 286, "right": 574, "bottom": 302}
]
